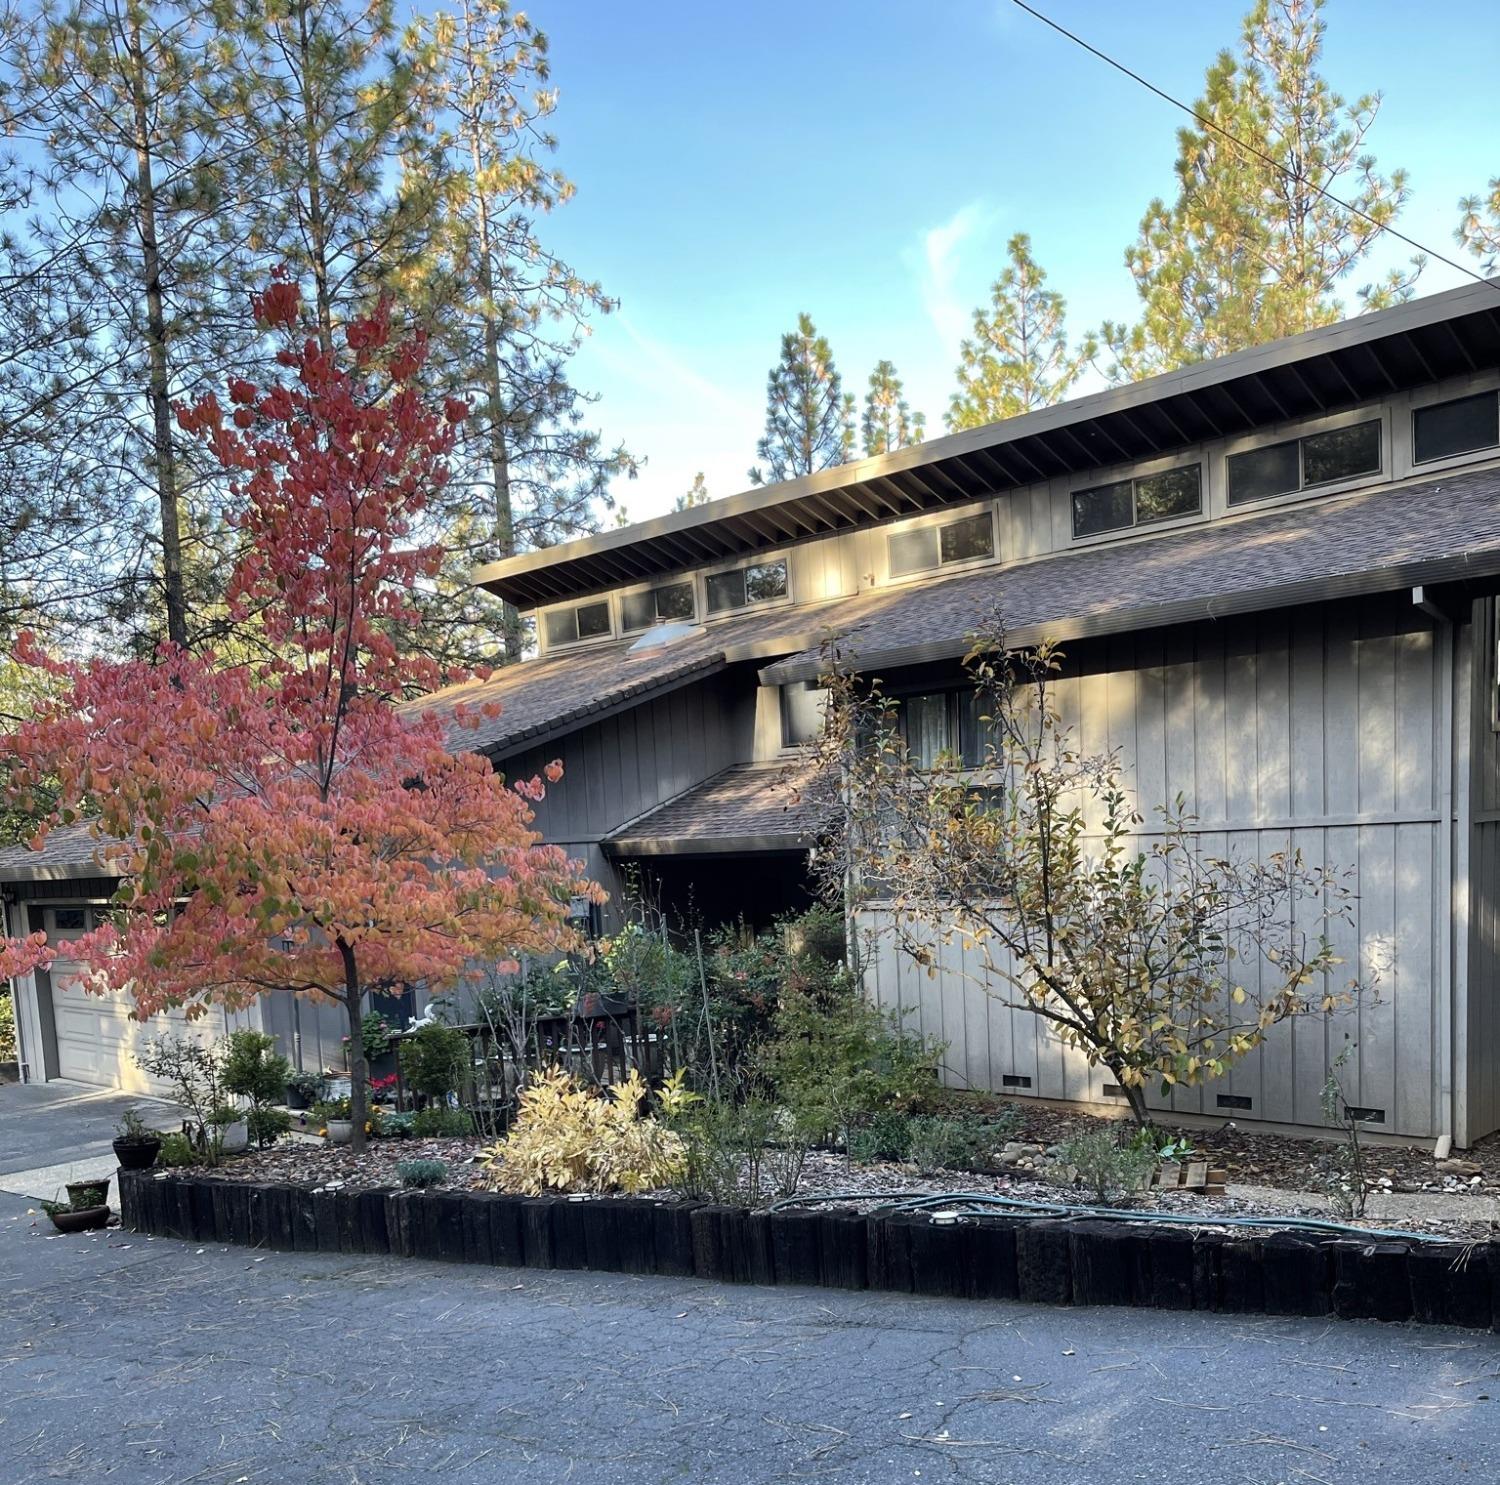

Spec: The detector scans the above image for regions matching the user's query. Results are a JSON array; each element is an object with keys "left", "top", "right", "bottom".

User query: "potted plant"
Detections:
[
  {"left": 347, "top": 1011, "right": 399, "bottom": 1079},
  {"left": 41, "top": 1197, "right": 110, "bottom": 1234},
  {"left": 221, "top": 1030, "right": 294, "bottom": 1148},
  {"left": 112, "top": 1108, "right": 162, "bottom": 1170},
  {"left": 65, "top": 1178, "right": 110, "bottom": 1208},
  {"left": 312, "top": 1096, "right": 353, "bottom": 1146},
  {"left": 285, "top": 1070, "right": 324, "bottom": 1111}
]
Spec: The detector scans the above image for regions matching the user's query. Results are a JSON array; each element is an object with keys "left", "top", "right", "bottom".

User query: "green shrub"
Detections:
[
  {"left": 382, "top": 1110, "right": 416, "bottom": 1139},
  {"left": 672, "top": 1096, "right": 813, "bottom": 1205},
  {"left": 908, "top": 1116, "right": 997, "bottom": 1175},
  {"left": 356, "top": 1010, "right": 397, "bottom": 1061},
  {"left": 157, "top": 1131, "right": 197, "bottom": 1168},
  {"left": 848, "top": 1109, "right": 913, "bottom": 1164},
  {"left": 0, "top": 987, "right": 15, "bottom": 1063},
  {"left": 1058, "top": 1129, "right": 1159, "bottom": 1203},
  {"left": 247, "top": 1107, "right": 292, "bottom": 1147},
  {"left": 396, "top": 1158, "right": 449, "bottom": 1189},
  {"left": 411, "top": 1106, "right": 474, "bottom": 1138},
  {"left": 399, "top": 1022, "right": 469, "bottom": 1100}
]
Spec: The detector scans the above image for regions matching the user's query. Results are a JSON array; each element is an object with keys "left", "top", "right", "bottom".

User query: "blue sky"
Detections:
[{"left": 527, "top": 0, "right": 1500, "bottom": 522}]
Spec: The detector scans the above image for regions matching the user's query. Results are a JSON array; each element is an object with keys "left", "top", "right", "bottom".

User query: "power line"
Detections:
[{"left": 1008, "top": 0, "right": 1498, "bottom": 295}]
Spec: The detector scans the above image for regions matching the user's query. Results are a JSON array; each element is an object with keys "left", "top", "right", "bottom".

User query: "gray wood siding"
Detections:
[
  {"left": 1465, "top": 597, "right": 1500, "bottom": 1141},
  {"left": 858, "top": 596, "right": 1455, "bottom": 1139},
  {"left": 498, "top": 666, "right": 758, "bottom": 927}
]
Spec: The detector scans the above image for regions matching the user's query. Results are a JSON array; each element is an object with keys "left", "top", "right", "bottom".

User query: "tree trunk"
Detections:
[
  {"left": 466, "top": 104, "right": 522, "bottom": 663},
  {"left": 338, "top": 938, "right": 368, "bottom": 1152},
  {"left": 1111, "top": 1070, "right": 1151, "bottom": 1128},
  {"left": 126, "top": 6, "right": 187, "bottom": 650}
]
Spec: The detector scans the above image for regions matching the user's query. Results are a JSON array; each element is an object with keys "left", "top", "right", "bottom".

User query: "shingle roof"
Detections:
[
  {"left": 412, "top": 598, "right": 859, "bottom": 756},
  {"left": 762, "top": 465, "right": 1500, "bottom": 684},
  {"left": 0, "top": 821, "right": 125, "bottom": 881},
  {"left": 603, "top": 759, "right": 829, "bottom": 856}
]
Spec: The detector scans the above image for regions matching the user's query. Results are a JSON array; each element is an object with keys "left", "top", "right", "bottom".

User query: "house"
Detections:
[{"left": 8, "top": 279, "right": 1500, "bottom": 1145}]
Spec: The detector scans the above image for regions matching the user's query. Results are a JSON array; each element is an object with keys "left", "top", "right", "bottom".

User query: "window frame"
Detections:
[
  {"left": 701, "top": 552, "right": 793, "bottom": 619},
  {"left": 619, "top": 578, "right": 698, "bottom": 634},
  {"left": 1069, "top": 458, "right": 1204, "bottom": 543},
  {"left": 1217, "top": 407, "right": 1388, "bottom": 515},
  {"left": 883, "top": 505, "right": 997, "bottom": 585},
  {"left": 1410, "top": 385, "right": 1500, "bottom": 471},
  {"left": 538, "top": 596, "right": 615, "bottom": 653}
]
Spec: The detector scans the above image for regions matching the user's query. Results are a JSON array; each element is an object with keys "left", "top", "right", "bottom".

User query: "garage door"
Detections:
[{"left": 44, "top": 906, "right": 225, "bottom": 1095}]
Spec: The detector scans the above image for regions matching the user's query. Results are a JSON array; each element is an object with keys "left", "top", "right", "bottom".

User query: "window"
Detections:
[
  {"left": 888, "top": 511, "right": 994, "bottom": 578},
  {"left": 621, "top": 581, "right": 695, "bottom": 632},
  {"left": 782, "top": 682, "right": 828, "bottom": 745},
  {"left": 1226, "top": 420, "right": 1380, "bottom": 506},
  {"left": 705, "top": 558, "right": 789, "bottom": 615},
  {"left": 898, "top": 689, "right": 994, "bottom": 768},
  {"left": 903, "top": 693, "right": 951, "bottom": 767},
  {"left": 1072, "top": 463, "right": 1201, "bottom": 538},
  {"left": 1413, "top": 391, "right": 1499, "bottom": 465},
  {"left": 542, "top": 600, "right": 611, "bottom": 648}
]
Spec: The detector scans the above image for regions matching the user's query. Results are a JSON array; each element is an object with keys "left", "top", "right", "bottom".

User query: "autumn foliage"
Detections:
[{"left": 1, "top": 283, "right": 591, "bottom": 1147}]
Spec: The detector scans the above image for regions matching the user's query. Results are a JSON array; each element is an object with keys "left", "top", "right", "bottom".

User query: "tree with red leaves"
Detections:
[{"left": 2, "top": 281, "right": 592, "bottom": 1150}]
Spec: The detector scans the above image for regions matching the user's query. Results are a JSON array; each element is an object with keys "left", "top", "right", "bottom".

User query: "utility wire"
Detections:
[{"left": 1009, "top": 0, "right": 1498, "bottom": 295}]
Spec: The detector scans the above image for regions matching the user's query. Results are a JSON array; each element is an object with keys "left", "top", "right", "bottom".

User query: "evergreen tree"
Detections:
[
  {"left": 398, "top": 0, "right": 633, "bottom": 661},
  {"left": 1, "top": 0, "right": 251, "bottom": 650},
  {"left": 946, "top": 235, "right": 1093, "bottom": 431},
  {"left": 749, "top": 314, "right": 853, "bottom": 485},
  {"left": 1104, "top": 0, "right": 1419, "bottom": 379},
  {"left": 861, "top": 361, "right": 925, "bottom": 455},
  {"left": 1457, "top": 179, "right": 1500, "bottom": 271},
  {"left": 675, "top": 472, "right": 710, "bottom": 510}
]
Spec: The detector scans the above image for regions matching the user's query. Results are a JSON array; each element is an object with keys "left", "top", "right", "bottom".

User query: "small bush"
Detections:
[
  {"left": 247, "top": 1107, "right": 292, "bottom": 1147},
  {"left": 907, "top": 1116, "right": 995, "bottom": 1175},
  {"left": 399, "top": 1022, "right": 469, "bottom": 1100},
  {"left": 848, "top": 1109, "right": 913, "bottom": 1164},
  {"left": 1058, "top": 1129, "right": 1159, "bottom": 1203},
  {"left": 478, "top": 1069, "right": 694, "bottom": 1196},
  {"left": 157, "top": 1131, "right": 197, "bottom": 1168},
  {"left": 673, "top": 1097, "right": 813, "bottom": 1205},
  {"left": 411, "top": 1106, "right": 473, "bottom": 1138},
  {"left": 382, "top": 1110, "right": 416, "bottom": 1139},
  {"left": 396, "top": 1158, "right": 449, "bottom": 1190}
]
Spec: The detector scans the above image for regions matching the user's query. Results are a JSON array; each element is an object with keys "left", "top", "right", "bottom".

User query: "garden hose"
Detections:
[{"left": 765, "top": 1187, "right": 1453, "bottom": 1244}]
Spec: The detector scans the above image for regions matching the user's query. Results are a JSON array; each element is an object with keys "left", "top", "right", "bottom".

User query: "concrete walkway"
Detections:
[
  {"left": 0, "top": 1081, "right": 177, "bottom": 1205},
  {"left": 2, "top": 1189, "right": 1499, "bottom": 1484}
]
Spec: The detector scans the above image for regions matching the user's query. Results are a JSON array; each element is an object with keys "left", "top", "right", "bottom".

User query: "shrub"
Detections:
[
  {"left": 478, "top": 1068, "right": 694, "bottom": 1196},
  {"left": 221, "top": 1030, "right": 294, "bottom": 1149},
  {"left": 906, "top": 1115, "right": 1005, "bottom": 1175},
  {"left": 411, "top": 1106, "right": 473, "bottom": 1138},
  {"left": 157, "top": 1131, "right": 197, "bottom": 1168},
  {"left": 672, "top": 1097, "right": 812, "bottom": 1205},
  {"left": 354, "top": 1010, "right": 397, "bottom": 1061},
  {"left": 0, "top": 986, "right": 15, "bottom": 1062},
  {"left": 399, "top": 1022, "right": 469, "bottom": 1101},
  {"left": 397, "top": 1158, "right": 449, "bottom": 1190},
  {"left": 382, "top": 1110, "right": 416, "bottom": 1139},
  {"left": 136, "top": 1035, "right": 230, "bottom": 1163},
  {"left": 848, "top": 1109, "right": 913, "bottom": 1164},
  {"left": 1058, "top": 1129, "right": 1159, "bottom": 1203}
]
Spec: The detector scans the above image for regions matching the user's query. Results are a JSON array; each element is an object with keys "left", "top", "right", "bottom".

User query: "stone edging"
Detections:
[{"left": 117, "top": 1171, "right": 1495, "bottom": 1329}]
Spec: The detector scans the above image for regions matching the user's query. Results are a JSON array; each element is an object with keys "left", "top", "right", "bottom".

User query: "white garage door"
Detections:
[{"left": 44, "top": 906, "right": 228, "bottom": 1095}]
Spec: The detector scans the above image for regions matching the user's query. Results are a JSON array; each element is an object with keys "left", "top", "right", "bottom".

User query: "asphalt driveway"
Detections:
[
  {"left": 2, "top": 1189, "right": 1498, "bottom": 1485},
  {"left": 0, "top": 1081, "right": 177, "bottom": 1199}
]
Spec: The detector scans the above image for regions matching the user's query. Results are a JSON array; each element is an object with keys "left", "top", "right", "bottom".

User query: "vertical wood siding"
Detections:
[{"left": 858, "top": 596, "right": 1454, "bottom": 1139}]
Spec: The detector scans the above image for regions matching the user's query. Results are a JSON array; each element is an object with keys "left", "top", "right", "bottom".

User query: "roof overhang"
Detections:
[{"left": 476, "top": 280, "right": 1500, "bottom": 610}]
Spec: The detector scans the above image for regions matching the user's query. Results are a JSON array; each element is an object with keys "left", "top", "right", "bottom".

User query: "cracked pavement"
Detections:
[{"left": 2, "top": 1191, "right": 1499, "bottom": 1483}]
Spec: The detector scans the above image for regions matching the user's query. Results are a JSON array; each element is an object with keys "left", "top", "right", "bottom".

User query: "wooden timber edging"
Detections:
[{"left": 117, "top": 1170, "right": 1496, "bottom": 1330}]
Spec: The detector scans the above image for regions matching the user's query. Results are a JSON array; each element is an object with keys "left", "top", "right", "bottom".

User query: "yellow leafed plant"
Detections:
[{"left": 478, "top": 1068, "right": 694, "bottom": 1196}]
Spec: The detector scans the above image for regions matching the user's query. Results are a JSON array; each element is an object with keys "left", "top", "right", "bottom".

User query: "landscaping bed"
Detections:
[{"left": 119, "top": 1167, "right": 1500, "bottom": 1331}]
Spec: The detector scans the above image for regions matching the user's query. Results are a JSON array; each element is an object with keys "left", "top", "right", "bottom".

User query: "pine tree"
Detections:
[
  {"left": 1104, "top": 0, "right": 1419, "bottom": 379},
  {"left": 749, "top": 314, "right": 853, "bottom": 485},
  {"left": 1, "top": 0, "right": 250, "bottom": 650},
  {"left": 861, "top": 361, "right": 925, "bottom": 456},
  {"left": 397, "top": 0, "right": 633, "bottom": 661},
  {"left": 675, "top": 472, "right": 710, "bottom": 510},
  {"left": 946, "top": 235, "right": 1093, "bottom": 431},
  {"left": 1457, "top": 180, "right": 1500, "bottom": 271}
]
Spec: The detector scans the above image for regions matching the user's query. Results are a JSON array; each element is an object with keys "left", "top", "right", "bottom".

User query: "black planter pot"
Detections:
[
  {"left": 285, "top": 1086, "right": 314, "bottom": 1111},
  {"left": 112, "top": 1136, "right": 160, "bottom": 1171}
]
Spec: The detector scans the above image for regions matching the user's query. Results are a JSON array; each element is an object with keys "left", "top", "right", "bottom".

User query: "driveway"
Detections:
[
  {"left": 1, "top": 1191, "right": 1497, "bottom": 1485},
  {"left": 0, "top": 1081, "right": 177, "bottom": 1203}
]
